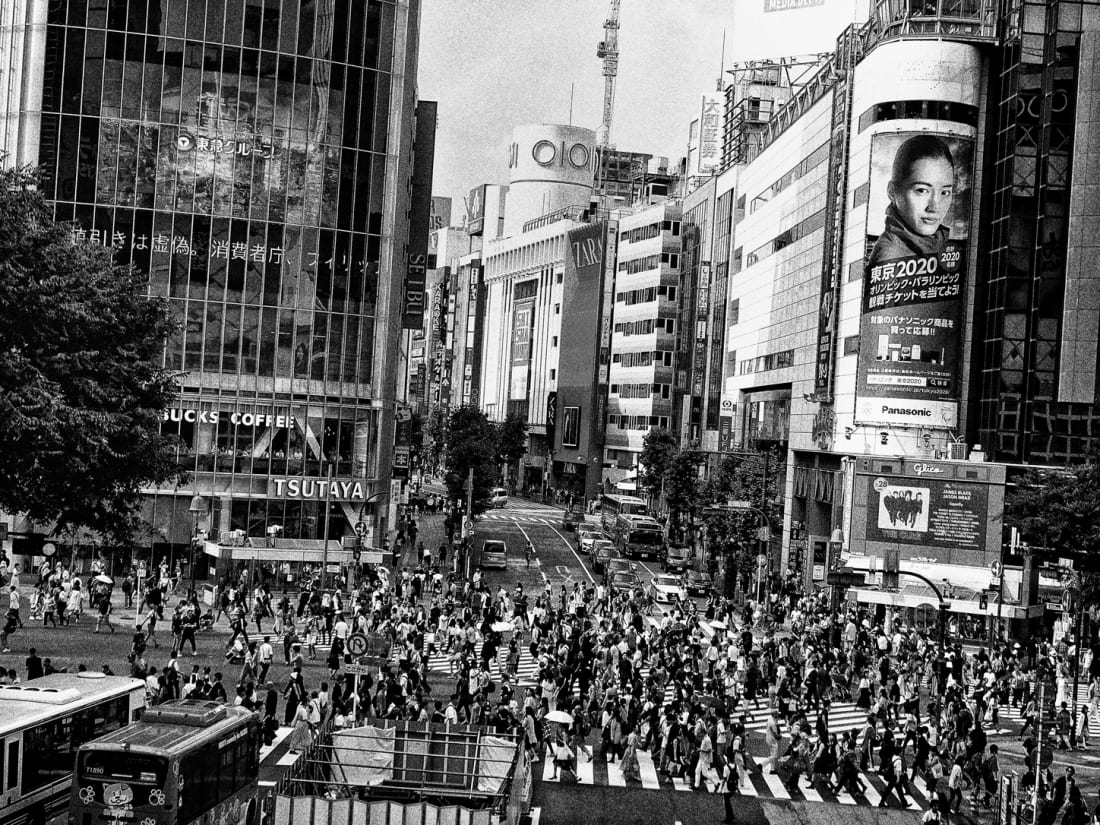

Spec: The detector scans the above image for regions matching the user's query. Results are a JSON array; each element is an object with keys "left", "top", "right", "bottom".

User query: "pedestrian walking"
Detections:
[{"left": 94, "top": 594, "right": 115, "bottom": 634}]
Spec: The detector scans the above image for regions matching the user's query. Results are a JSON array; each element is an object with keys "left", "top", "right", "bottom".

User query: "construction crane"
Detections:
[{"left": 595, "top": 0, "right": 620, "bottom": 150}]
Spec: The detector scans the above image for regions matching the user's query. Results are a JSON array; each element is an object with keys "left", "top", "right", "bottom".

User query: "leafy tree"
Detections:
[
  {"left": 495, "top": 413, "right": 528, "bottom": 474},
  {"left": 664, "top": 450, "right": 704, "bottom": 541},
  {"left": 443, "top": 405, "right": 498, "bottom": 515},
  {"left": 701, "top": 449, "right": 784, "bottom": 595},
  {"left": 1005, "top": 459, "right": 1100, "bottom": 561},
  {"left": 1005, "top": 456, "right": 1100, "bottom": 606},
  {"left": 0, "top": 165, "right": 183, "bottom": 540},
  {"left": 638, "top": 427, "right": 679, "bottom": 502}
]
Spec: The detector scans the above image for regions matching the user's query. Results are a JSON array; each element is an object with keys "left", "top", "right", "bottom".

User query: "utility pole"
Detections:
[
  {"left": 463, "top": 468, "right": 474, "bottom": 579},
  {"left": 319, "top": 463, "right": 334, "bottom": 591},
  {"left": 1070, "top": 598, "right": 1086, "bottom": 750}
]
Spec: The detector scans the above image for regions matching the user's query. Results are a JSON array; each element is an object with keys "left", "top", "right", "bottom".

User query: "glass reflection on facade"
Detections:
[{"left": 32, "top": 0, "right": 417, "bottom": 552}]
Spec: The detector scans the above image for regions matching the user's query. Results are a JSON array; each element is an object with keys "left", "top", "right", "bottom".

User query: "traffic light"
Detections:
[{"left": 979, "top": 592, "right": 988, "bottom": 610}]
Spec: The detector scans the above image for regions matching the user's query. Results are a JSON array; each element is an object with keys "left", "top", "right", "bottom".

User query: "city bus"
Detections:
[
  {"left": 599, "top": 493, "right": 647, "bottom": 534},
  {"left": 0, "top": 672, "right": 145, "bottom": 825},
  {"left": 70, "top": 700, "right": 261, "bottom": 825},
  {"left": 612, "top": 514, "right": 664, "bottom": 561}
]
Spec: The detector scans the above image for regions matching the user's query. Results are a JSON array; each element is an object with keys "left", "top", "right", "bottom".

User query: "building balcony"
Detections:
[{"left": 870, "top": 0, "right": 997, "bottom": 44}]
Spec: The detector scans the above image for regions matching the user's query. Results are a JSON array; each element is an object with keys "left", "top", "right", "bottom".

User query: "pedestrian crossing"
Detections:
[
  {"left": 407, "top": 634, "right": 877, "bottom": 733},
  {"left": 536, "top": 746, "right": 936, "bottom": 810},
  {"left": 477, "top": 513, "right": 564, "bottom": 526}
]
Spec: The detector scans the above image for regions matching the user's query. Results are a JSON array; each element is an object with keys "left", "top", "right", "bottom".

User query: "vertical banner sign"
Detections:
[
  {"left": 509, "top": 283, "right": 537, "bottom": 400},
  {"left": 401, "top": 253, "right": 427, "bottom": 328},
  {"left": 465, "top": 184, "right": 486, "bottom": 236},
  {"left": 813, "top": 28, "right": 860, "bottom": 401},
  {"left": 545, "top": 392, "right": 557, "bottom": 445},
  {"left": 718, "top": 415, "right": 734, "bottom": 452},
  {"left": 855, "top": 131, "right": 974, "bottom": 428},
  {"left": 697, "top": 95, "right": 724, "bottom": 175},
  {"left": 692, "top": 265, "right": 711, "bottom": 397}
]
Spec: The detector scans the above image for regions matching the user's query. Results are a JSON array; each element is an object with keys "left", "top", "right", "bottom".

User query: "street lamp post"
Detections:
[{"left": 187, "top": 494, "right": 207, "bottom": 601}]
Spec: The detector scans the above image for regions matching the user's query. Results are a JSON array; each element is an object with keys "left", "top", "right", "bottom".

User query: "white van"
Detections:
[{"left": 490, "top": 488, "right": 508, "bottom": 508}]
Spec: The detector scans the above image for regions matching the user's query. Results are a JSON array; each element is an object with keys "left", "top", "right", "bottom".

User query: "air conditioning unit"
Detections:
[
  {"left": 218, "top": 531, "right": 233, "bottom": 545},
  {"left": 232, "top": 529, "right": 246, "bottom": 545},
  {"left": 948, "top": 442, "right": 968, "bottom": 461}
]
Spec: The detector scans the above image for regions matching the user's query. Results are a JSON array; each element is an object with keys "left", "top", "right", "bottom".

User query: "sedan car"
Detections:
[
  {"left": 604, "top": 557, "right": 637, "bottom": 582},
  {"left": 682, "top": 569, "right": 714, "bottom": 597},
  {"left": 663, "top": 544, "right": 694, "bottom": 572},
  {"left": 649, "top": 573, "right": 688, "bottom": 605},
  {"left": 576, "top": 527, "right": 602, "bottom": 555},
  {"left": 591, "top": 539, "right": 615, "bottom": 573},
  {"left": 608, "top": 569, "right": 641, "bottom": 596}
]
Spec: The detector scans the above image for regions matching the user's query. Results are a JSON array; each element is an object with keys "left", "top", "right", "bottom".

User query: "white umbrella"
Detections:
[
  {"left": 491, "top": 621, "right": 514, "bottom": 632},
  {"left": 94, "top": 574, "right": 114, "bottom": 585},
  {"left": 709, "top": 619, "right": 728, "bottom": 630},
  {"left": 544, "top": 710, "right": 573, "bottom": 725}
]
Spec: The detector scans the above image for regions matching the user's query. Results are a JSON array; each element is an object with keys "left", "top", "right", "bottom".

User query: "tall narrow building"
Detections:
[{"left": 0, "top": 0, "right": 427, "bottom": 573}]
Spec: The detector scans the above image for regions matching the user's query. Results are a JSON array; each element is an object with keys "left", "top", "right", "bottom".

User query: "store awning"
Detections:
[
  {"left": 203, "top": 539, "right": 351, "bottom": 564},
  {"left": 850, "top": 587, "right": 1043, "bottom": 620}
]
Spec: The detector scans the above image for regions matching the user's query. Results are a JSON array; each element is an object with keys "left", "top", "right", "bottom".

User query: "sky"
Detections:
[{"left": 417, "top": 0, "right": 869, "bottom": 208}]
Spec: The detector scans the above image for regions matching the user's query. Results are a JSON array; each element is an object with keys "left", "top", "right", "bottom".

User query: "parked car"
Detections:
[
  {"left": 608, "top": 569, "right": 641, "bottom": 596},
  {"left": 480, "top": 539, "right": 507, "bottom": 569},
  {"left": 592, "top": 539, "right": 615, "bottom": 573},
  {"left": 682, "top": 569, "right": 714, "bottom": 597},
  {"left": 649, "top": 573, "right": 687, "bottom": 605},
  {"left": 663, "top": 544, "right": 694, "bottom": 572},
  {"left": 490, "top": 488, "right": 508, "bottom": 508},
  {"left": 576, "top": 527, "right": 602, "bottom": 555}
]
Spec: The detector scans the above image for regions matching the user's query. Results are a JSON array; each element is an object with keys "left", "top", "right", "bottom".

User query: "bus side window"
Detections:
[{"left": 6, "top": 741, "right": 15, "bottom": 792}]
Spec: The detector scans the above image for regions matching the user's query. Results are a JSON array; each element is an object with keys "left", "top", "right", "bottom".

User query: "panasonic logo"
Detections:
[{"left": 882, "top": 406, "right": 932, "bottom": 416}]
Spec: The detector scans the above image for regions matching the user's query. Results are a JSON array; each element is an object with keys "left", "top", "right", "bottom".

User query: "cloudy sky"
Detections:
[{"left": 417, "top": 0, "right": 868, "bottom": 206}]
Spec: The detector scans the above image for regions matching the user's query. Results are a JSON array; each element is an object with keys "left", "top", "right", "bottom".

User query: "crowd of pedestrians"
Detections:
[{"left": 2, "top": 497, "right": 1100, "bottom": 825}]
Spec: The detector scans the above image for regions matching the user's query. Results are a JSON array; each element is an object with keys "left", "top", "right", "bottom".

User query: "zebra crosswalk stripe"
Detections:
[{"left": 536, "top": 756, "right": 934, "bottom": 810}]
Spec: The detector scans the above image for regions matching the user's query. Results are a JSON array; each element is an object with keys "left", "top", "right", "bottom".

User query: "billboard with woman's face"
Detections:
[{"left": 855, "top": 130, "right": 975, "bottom": 429}]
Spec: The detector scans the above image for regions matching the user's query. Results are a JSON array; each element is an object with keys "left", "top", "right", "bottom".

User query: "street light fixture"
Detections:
[{"left": 187, "top": 494, "right": 207, "bottom": 599}]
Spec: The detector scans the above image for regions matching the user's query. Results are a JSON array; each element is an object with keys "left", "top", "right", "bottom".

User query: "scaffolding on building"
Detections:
[{"left": 268, "top": 718, "right": 528, "bottom": 825}]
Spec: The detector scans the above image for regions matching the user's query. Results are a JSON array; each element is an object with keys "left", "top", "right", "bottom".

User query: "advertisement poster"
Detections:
[
  {"left": 864, "top": 474, "right": 989, "bottom": 563},
  {"left": 509, "top": 296, "right": 535, "bottom": 400},
  {"left": 855, "top": 130, "right": 974, "bottom": 428},
  {"left": 851, "top": 458, "right": 1005, "bottom": 567}
]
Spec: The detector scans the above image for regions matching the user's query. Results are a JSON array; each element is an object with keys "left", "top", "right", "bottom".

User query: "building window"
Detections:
[
  {"left": 843, "top": 335, "right": 860, "bottom": 356},
  {"left": 852, "top": 182, "right": 870, "bottom": 208},
  {"left": 554, "top": 303, "right": 560, "bottom": 314},
  {"left": 562, "top": 406, "right": 580, "bottom": 447},
  {"left": 552, "top": 336, "right": 558, "bottom": 347},
  {"left": 729, "top": 299, "right": 740, "bottom": 325},
  {"left": 550, "top": 369, "right": 556, "bottom": 380}
]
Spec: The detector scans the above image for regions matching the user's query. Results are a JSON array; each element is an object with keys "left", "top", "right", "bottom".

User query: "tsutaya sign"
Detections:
[{"left": 269, "top": 478, "right": 369, "bottom": 501}]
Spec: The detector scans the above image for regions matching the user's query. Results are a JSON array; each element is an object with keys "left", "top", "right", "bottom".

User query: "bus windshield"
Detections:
[
  {"left": 628, "top": 529, "right": 662, "bottom": 545},
  {"left": 77, "top": 751, "right": 169, "bottom": 808}
]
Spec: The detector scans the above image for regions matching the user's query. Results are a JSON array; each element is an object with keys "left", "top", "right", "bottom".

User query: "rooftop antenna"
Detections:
[{"left": 717, "top": 30, "right": 726, "bottom": 92}]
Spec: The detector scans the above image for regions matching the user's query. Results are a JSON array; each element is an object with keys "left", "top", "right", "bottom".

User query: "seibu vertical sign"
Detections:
[{"left": 401, "top": 253, "right": 427, "bottom": 329}]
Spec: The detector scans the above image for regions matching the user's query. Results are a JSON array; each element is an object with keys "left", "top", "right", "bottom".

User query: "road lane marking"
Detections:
[
  {"left": 577, "top": 754, "right": 594, "bottom": 784},
  {"left": 760, "top": 770, "right": 790, "bottom": 799},
  {"left": 546, "top": 524, "right": 596, "bottom": 583},
  {"left": 606, "top": 759, "right": 626, "bottom": 787},
  {"left": 801, "top": 781, "right": 824, "bottom": 803},
  {"left": 637, "top": 750, "right": 661, "bottom": 790}
]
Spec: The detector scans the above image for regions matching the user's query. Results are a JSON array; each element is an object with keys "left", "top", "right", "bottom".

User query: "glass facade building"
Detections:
[{"left": 2, "top": 0, "right": 421, "bottom": 561}]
